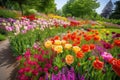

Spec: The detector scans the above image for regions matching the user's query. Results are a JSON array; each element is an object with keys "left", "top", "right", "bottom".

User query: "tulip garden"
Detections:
[{"left": 0, "top": 14, "right": 120, "bottom": 80}]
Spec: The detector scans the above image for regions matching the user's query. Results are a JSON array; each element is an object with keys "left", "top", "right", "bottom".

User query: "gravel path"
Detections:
[{"left": 0, "top": 39, "right": 18, "bottom": 80}]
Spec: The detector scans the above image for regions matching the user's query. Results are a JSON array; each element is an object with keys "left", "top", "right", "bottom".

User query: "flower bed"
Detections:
[
  {"left": 16, "top": 29, "right": 120, "bottom": 80},
  {"left": 1, "top": 14, "right": 120, "bottom": 80}
]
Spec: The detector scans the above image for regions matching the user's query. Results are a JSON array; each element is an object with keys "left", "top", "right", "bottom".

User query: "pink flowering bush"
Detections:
[{"left": 16, "top": 45, "right": 57, "bottom": 80}]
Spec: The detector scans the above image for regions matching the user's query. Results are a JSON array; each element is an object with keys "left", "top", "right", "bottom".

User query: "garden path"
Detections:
[{"left": 0, "top": 39, "right": 18, "bottom": 80}]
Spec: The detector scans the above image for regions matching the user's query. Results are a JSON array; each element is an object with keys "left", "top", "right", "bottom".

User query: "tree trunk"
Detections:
[{"left": 18, "top": 3, "right": 23, "bottom": 16}]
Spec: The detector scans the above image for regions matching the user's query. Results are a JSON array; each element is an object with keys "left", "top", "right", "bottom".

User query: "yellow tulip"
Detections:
[
  {"left": 64, "top": 44, "right": 72, "bottom": 50},
  {"left": 54, "top": 40, "right": 61, "bottom": 45},
  {"left": 54, "top": 45, "right": 63, "bottom": 54},
  {"left": 73, "top": 46, "right": 81, "bottom": 53},
  {"left": 61, "top": 40, "right": 66, "bottom": 45},
  {"left": 44, "top": 40, "right": 52, "bottom": 48}
]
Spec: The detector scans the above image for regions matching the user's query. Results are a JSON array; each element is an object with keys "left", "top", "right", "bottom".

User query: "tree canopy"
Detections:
[
  {"left": 110, "top": 0, "right": 120, "bottom": 19},
  {"left": 62, "top": 0, "right": 99, "bottom": 17},
  {"left": 0, "top": 0, "right": 56, "bottom": 15}
]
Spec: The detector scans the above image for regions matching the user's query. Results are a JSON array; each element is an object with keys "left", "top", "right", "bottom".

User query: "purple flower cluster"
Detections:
[{"left": 50, "top": 67, "right": 85, "bottom": 80}]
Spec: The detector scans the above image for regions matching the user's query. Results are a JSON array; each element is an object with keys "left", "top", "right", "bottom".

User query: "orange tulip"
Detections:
[
  {"left": 90, "top": 44, "right": 95, "bottom": 50},
  {"left": 54, "top": 36, "right": 60, "bottom": 40},
  {"left": 81, "top": 44, "right": 90, "bottom": 52},
  {"left": 76, "top": 51, "right": 84, "bottom": 58},
  {"left": 93, "top": 57, "right": 104, "bottom": 70},
  {"left": 94, "top": 35, "right": 100, "bottom": 41},
  {"left": 65, "top": 55, "right": 74, "bottom": 65},
  {"left": 84, "top": 35, "right": 92, "bottom": 41}
]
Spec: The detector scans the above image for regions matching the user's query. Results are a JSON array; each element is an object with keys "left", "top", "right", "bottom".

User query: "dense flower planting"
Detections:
[
  {"left": 0, "top": 14, "right": 120, "bottom": 80},
  {"left": 16, "top": 29, "right": 120, "bottom": 80}
]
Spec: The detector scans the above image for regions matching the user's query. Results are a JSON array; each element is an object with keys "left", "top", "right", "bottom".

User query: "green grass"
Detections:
[
  {"left": 106, "top": 29, "right": 120, "bottom": 33},
  {"left": 0, "top": 34, "right": 6, "bottom": 41},
  {"left": 98, "top": 28, "right": 120, "bottom": 33}
]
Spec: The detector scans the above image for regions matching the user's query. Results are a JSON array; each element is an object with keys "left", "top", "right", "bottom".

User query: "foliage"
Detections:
[
  {"left": 0, "top": 0, "right": 56, "bottom": 15},
  {"left": 90, "top": 14, "right": 120, "bottom": 25},
  {"left": 55, "top": 9, "right": 63, "bottom": 16},
  {"left": 62, "top": 0, "right": 99, "bottom": 17},
  {"left": 0, "top": 28, "right": 7, "bottom": 35},
  {"left": 37, "top": 0, "right": 56, "bottom": 13},
  {"left": 10, "top": 30, "right": 36, "bottom": 56},
  {"left": 10, "top": 26, "right": 75, "bottom": 56},
  {"left": 24, "top": 9, "right": 37, "bottom": 15},
  {"left": 0, "top": 9, "right": 17, "bottom": 18},
  {"left": 0, "top": 34, "right": 6, "bottom": 41},
  {"left": 62, "top": 0, "right": 74, "bottom": 16},
  {"left": 110, "top": 0, "right": 120, "bottom": 19}
]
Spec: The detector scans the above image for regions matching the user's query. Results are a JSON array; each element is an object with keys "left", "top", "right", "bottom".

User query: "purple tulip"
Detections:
[{"left": 101, "top": 40, "right": 112, "bottom": 49}]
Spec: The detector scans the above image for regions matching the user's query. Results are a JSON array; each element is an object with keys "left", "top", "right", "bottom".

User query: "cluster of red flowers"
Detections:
[
  {"left": 70, "top": 20, "right": 80, "bottom": 26},
  {"left": 109, "top": 58, "right": 120, "bottom": 76},
  {"left": 16, "top": 47, "right": 56, "bottom": 80},
  {"left": 114, "top": 39, "right": 120, "bottom": 47},
  {"left": 23, "top": 14, "right": 37, "bottom": 21}
]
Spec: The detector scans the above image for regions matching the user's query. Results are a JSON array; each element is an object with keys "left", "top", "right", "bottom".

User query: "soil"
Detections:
[{"left": 0, "top": 39, "right": 18, "bottom": 80}]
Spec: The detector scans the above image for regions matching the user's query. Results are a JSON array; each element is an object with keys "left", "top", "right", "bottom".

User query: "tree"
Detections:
[
  {"left": 0, "top": 0, "right": 56, "bottom": 15},
  {"left": 37, "top": 0, "right": 56, "bottom": 13},
  {"left": 62, "top": 0, "right": 74, "bottom": 16},
  {"left": 9, "top": 0, "right": 29, "bottom": 15},
  {"left": 0, "top": 0, "right": 14, "bottom": 8},
  {"left": 56, "top": 9, "right": 63, "bottom": 16},
  {"left": 62, "top": 0, "right": 99, "bottom": 17},
  {"left": 110, "top": 0, "right": 120, "bottom": 19}
]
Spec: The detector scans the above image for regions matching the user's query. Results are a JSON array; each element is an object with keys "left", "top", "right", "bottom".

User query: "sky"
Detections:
[{"left": 55, "top": 0, "right": 117, "bottom": 14}]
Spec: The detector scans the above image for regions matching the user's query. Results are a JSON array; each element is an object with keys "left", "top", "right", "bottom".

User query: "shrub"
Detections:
[
  {"left": 0, "top": 28, "right": 7, "bottom": 35},
  {"left": 10, "top": 30, "right": 37, "bottom": 56},
  {"left": 24, "top": 9, "right": 37, "bottom": 15},
  {"left": 0, "top": 34, "right": 6, "bottom": 41},
  {"left": 0, "top": 9, "right": 17, "bottom": 18}
]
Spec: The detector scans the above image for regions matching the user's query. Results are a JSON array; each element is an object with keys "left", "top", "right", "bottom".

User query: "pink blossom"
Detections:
[
  {"left": 18, "top": 68, "right": 25, "bottom": 74},
  {"left": 24, "top": 67, "right": 31, "bottom": 72},
  {"left": 18, "top": 74, "right": 29, "bottom": 80},
  {"left": 32, "top": 69, "right": 38, "bottom": 76},
  {"left": 24, "top": 49, "right": 31, "bottom": 58},
  {"left": 43, "top": 68, "right": 48, "bottom": 72},
  {"left": 101, "top": 52, "right": 113, "bottom": 62},
  {"left": 16, "top": 56, "right": 22, "bottom": 61}
]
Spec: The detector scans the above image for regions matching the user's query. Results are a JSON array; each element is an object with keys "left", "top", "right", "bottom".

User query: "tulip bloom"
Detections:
[
  {"left": 65, "top": 55, "right": 74, "bottom": 65},
  {"left": 93, "top": 57, "right": 104, "bottom": 70},
  {"left": 44, "top": 40, "right": 52, "bottom": 48},
  {"left": 94, "top": 35, "right": 100, "bottom": 41},
  {"left": 54, "top": 45, "right": 63, "bottom": 54},
  {"left": 114, "top": 39, "right": 120, "bottom": 47},
  {"left": 64, "top": 44, "right": 72, "bottom": 50},
  {"left": 76, "top": 51, "right": 84, "bottom": 58},
  {"left": 90, "top": 44, "right": 95, "bottom": 50},
  {"left": 81, "top": 44, "right": 90, "bottom": 53},
  {"left": 73, "top": 46, "right": 81, "bottom": 53}
]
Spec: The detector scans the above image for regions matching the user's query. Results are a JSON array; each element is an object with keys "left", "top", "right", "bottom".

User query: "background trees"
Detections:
[
  {"left": 0, "top": 0, "right": 56, "bottom": 15},
  {"left": 110, "top": 0, "right": 120, "bottom": 19},
  {"left": 62, "top": 0, "right": 99, "bottom": 17}
]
